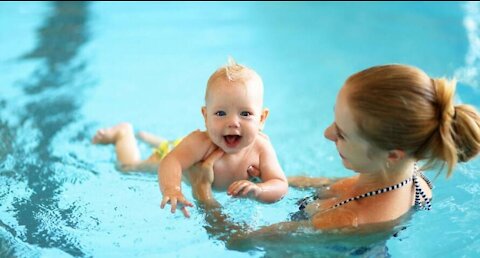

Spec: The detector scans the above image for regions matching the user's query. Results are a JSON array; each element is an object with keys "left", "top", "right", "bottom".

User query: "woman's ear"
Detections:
[
  {"left": 260, "top": 108, "right": 270, "bottom": 130},
  {"left": 387, "top": 149, "right": 406, "bottom": 164}
]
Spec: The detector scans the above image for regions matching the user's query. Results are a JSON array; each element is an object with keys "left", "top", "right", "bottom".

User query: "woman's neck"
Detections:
[{"left": 355, "top": 160, "right": 415, "bottom": 192}]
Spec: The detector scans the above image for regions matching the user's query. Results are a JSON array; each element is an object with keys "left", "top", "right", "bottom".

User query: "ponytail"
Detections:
[{"left": 418, "top": 78, "right": 480, "bottom": 177}]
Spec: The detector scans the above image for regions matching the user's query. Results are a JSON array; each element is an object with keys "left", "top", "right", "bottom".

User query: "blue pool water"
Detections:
[{"left": 1, "top": 1, "right": 479, "bottom": 257}]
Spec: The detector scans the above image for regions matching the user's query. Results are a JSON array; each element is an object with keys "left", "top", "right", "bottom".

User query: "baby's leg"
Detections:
[
  {"left": 137, "top": 131, "right": 166, "bottom": 147},
  {"left": 120, "top": 153, "right": 161, "bottom": 172},
  {"left": 93, "top": 123, "right": 144, "bottom": 170}
]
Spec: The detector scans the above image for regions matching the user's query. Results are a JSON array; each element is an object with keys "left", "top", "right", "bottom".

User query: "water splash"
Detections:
[{"left": 454, "top": 2, "right": 480, "bottom": 89}]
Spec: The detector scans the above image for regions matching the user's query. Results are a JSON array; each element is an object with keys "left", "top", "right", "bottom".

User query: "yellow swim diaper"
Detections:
[{"left": 153, "top": 138, "right": 183, "bottom": 159}]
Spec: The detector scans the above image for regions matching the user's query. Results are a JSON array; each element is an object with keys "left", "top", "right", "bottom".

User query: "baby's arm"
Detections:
[
  {"left": 228, "top": 137, "right": 288, "bottom": 203},
  {"left": 254, "top": 141, "right": 288, "bottom": 202},
  {"left": 159, "top": 130, "right": 212, "bottom": 217}
]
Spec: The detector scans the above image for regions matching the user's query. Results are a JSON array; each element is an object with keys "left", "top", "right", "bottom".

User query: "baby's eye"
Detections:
[
  {"left": 240, "top": 111, "right": 252, "bottom": 117},
  {"left": 215, "top": 111, "right": 226, "bottom": 116}
]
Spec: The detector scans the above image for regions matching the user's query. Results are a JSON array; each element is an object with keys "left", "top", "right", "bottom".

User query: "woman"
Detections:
[{"left": 189, "top": 64, "right": 480, "bottom": 242}]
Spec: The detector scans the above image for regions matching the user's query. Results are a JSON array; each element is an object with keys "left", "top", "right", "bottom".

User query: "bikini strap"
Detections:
[
  {"left": 304, "top": 163, "right": 432, "bottom": 213},
  {"left": 329, "top": 176, "right": 413, "bottom": 210},
  {"left": 413, "top": 163, "right": 434, "bottom": 189},
  {"left": 413, "top": 174, "right": 432, "bottom": 210}
]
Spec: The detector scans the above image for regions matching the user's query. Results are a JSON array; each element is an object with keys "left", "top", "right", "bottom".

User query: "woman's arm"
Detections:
[
  {"left": 189, "top": 148, "right": 223, "bottom": 207},
  {"left": 288, "top": 176, "right": 333, "bottom": 188},
  {"left": 187, "top": 151, "right": 252, "bottom": 242},
  {"left": 188, "top": 150, "right": 316, "bottom": 247},
  {"left": 246, "top": 161, "right": 337, "bottom": 190}
]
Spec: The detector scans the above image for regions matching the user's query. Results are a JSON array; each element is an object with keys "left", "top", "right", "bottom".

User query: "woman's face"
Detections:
[{"left": 324, "top": 85, "right": 387, "bottom": 173}]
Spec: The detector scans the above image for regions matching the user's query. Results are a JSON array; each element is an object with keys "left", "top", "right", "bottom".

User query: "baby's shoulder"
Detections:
[
  {"left": 258, "top": 131, "right": 270, "bottom": 142},
  {"left": 254, "top": 132, "right": 275, "bottom": 151},
  {"left": 185, "top": 129, "right": 209, "bottom": 141},
  {"left": 251, "top": 133, "right": 281, "bottom": 163},
  {"left": 180, "top": 130, "right": 213, "bottom": 149}
]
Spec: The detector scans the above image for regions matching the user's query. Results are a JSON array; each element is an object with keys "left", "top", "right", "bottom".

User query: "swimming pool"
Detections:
[{"left": 1, "top": 1, "right": 479, "bottom": 257}]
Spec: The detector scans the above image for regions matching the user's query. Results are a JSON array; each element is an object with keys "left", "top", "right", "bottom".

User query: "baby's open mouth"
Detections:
[{"left": 224, "top": 135, "right": 242, "bottom": 148}]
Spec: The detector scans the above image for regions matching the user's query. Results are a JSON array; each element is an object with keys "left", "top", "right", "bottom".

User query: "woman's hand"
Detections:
[{"left": 187, "top": 148, "right": 224, "bottom": 204}]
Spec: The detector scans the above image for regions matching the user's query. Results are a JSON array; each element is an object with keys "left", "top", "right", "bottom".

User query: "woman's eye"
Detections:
[
  {"left": 240, "top": 111, "right": 252, "bottom": 117},
  {"left": 215, "top": 111, "right": 226, "bottom": 116},
  {"left": 336, "top": 131, "right": 344, "bottom": 140}
]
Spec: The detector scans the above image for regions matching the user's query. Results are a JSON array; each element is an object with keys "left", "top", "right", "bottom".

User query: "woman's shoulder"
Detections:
[
  {"left": 311, "top": 206, "right": 359, "bottom": 230},
  {"left": 311, "top": 196, "right": 409, "bottom": 230},
  {"left": 312, "top": 175, "right": 421, "bottom": 229},
  {"left": 330, "top": 176, "right": 358, "bottom": 192}
]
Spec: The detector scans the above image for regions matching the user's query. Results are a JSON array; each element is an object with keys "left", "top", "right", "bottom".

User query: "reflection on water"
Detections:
[
  {"left": 0, "top": 2, "right": 91, "bottom": 256},
  {"left": 454, "top": 2, "right": 480, "bottom": 89}
]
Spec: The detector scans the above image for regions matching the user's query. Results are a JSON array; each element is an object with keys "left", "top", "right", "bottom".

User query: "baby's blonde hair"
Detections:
[
  {"left": 205, "top": 57, "right": 263, "bottom": 101},
  {"left": 346, "top": 64, "right": 480, "bottom": 177}
]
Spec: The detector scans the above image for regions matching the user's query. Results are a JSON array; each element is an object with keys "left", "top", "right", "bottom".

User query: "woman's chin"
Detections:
[
  {"left": 341, "top": 160, "right": 363, "bottom": 174},
  {"left": 341, "top": 159, "right": 352, "bottom": 169}
]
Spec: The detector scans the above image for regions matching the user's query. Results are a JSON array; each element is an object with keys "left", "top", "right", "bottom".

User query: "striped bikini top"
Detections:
[{"left": 297, "top": 163, "right": 433, "bottom": 212}]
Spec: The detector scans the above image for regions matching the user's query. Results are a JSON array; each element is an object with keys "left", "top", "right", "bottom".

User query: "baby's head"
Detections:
[
  {"left": 205, "top": 58, "right": 264, "bottom": 105},
  {"left": 202, "top": 58, "right": 269, "bottom": 153}
]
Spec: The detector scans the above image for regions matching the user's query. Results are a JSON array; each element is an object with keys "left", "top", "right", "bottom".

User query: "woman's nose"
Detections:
[{"left": 324, "top": 123, "right": 336, "bottom": 142}]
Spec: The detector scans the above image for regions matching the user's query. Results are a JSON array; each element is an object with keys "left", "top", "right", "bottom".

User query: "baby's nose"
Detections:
[
  {"left": 228, "top": 121, "right": 240, "bottom": 128},
  {"left": 227, "top": 117, "right": 240, "bottom": 128}
]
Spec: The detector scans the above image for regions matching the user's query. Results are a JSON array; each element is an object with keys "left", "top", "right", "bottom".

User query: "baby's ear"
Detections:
[
  {"left": 201, "top": 106, "right": 207, "bottom": 121},
  {"left": 260, "top": 108, "right": 270, "bottom": 130}
]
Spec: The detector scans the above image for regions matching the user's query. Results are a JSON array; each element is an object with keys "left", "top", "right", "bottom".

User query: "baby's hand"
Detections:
[
  {"left": 160, "top": 187, "right": 193, "bottom": 218},
  {"left": 227, "top": 180, "right": 262, "bottom": 198}
]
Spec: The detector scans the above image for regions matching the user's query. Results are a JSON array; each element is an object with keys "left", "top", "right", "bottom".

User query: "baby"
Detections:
[
  {"left": 159, "top": 59, "right": 288, "bottom": 217},
  {"left": 93, "top": 59, "right": 288, "bottom": 217}
]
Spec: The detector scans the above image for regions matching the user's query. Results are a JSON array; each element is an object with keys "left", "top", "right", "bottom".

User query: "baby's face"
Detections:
[{"left": 202, "top": 77, "right": 266, "bottom": 154}]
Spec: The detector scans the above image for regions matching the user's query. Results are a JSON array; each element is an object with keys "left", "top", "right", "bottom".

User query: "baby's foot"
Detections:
[
  {"left": 92, "top": 123, "right": 133, "bottom": 144},
  {"left": 137, "top": 131, "right": 165, "bottom": 147}
]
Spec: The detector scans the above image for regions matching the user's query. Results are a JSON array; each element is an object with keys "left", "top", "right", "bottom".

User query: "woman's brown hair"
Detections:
[{"left": 346, "top": 64, "right": 480, "bottom": 177}]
